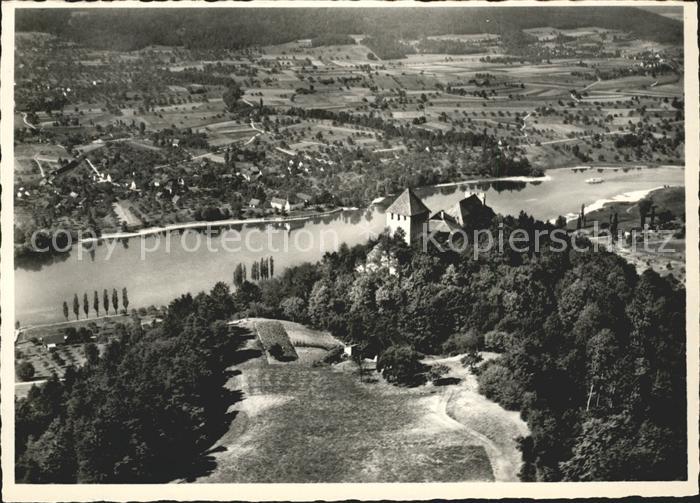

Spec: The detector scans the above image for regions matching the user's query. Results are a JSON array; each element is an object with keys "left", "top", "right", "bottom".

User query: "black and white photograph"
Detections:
[{"left": 1, "top": 1, "right": 698, "bottom": 500}]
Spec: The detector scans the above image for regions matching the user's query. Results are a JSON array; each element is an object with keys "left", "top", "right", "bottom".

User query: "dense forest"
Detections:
[
  {"left": 16, "top": 7, "right": 682, "bottom": 51},
  {"left": 16, "top": 212, "right": 686, "bottom": 482}
]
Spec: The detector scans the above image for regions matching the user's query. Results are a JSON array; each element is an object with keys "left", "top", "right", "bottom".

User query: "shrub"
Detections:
[
  {"left": 323, "top": 345, "right": 345, "bottom": 364},
  {"left": 312, "top": 345, "right": 345, "bottom": 367},
  {"left": 460, "top": 352, "right": 483, "bottom": 372},
  {"left": 377, "top": 345, "right": 426, "bottom": 386},
  {"left": 17, "top": 361, "right": 35, "bottom": 382},
  {"left": 246, "top": 301, "right": 277, "bottom": 318},
  {"left": 477, "top": 359, "right": 524, "bottom": 410},
  {"left": 484, "top": 330, "right": 511, "bottom": 352},
  {"left": 441, "top": 330, "right": 480, "bottom": 355},
  {"left": 428, "top": 363, "right": 449, "bottom": 383}
]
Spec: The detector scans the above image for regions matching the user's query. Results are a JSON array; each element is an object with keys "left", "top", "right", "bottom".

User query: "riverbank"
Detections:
[
  {"left": 77, "top": 207, "right": 353, "bottom": 244},
  {"left": 430, "top": 173, "right": 551, "bottom": 189},
  {"left": 560, "top": 184, "right": 682, "bottom": 222}
]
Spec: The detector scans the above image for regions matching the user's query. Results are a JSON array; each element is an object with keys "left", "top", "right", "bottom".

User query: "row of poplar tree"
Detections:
[
  {"left": 233, "top": 256, "right": 274, "bottom": 286},
  {"left": 62, "top": 288, "right": 129, "bottom": 320}
]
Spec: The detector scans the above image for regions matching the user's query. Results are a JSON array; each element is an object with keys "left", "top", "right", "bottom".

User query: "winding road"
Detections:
[{"left": 22, "top": 112, "right": 37, "bottom": 130}]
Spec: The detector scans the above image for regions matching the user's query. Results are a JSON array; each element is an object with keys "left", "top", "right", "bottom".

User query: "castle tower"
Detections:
[
  {"left": 385, "top": 188, "right": 430, "bottom": 244},
  {"left": 464, "top": 190, "right": 486, "bottom": 206}
]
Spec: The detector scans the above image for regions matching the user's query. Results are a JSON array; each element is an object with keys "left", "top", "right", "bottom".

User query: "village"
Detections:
[{"left": 13, "top": 21, "right": 684, "bottom": 257}]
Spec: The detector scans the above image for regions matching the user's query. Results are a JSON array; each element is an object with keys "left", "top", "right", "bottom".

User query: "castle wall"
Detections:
[{"left": 386, "top": 212, "right": 428, "bottom": 244}]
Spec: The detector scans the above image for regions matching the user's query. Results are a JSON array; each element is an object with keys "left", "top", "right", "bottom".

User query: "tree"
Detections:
[
  {"left": 638, "top": 198, "right": 653, "bottom": 228},
  {"left": 83, "top": 343, "right": 99, "bottom": 366},
  {"left": 222, "top": 81, "right": 244, "bottom": 111},
  {"left": 376, "top": 345, "right": 426, "bottom": 386},
  {"left": 484, "top": 330, "right": 510, "bottom": 352},
  {"left": 17, "top": 361, "right": 35, "bottom": 382},
  {"left": 251, "top": 261, "right": 259, "bottom": 281},
  {"left": 83, "top": 293, "right": 89, "bottom": 319},
  {"left": 234, "top": 281, "right": 261, "bottom": 308},
  {"left": 307, "top": 280, "right": 332, "bottom": 328},
  {"left": 93, "top": 291, "right": 100, "bottom": 317},
  {"left": 208, "top": 282, "right": 235, "bottom": 321},
  {"left": 122, "top": 287, "right": 129, "bottom": 311},
  {"left": 62, "top": 301, "right": 69, "bottom": 321},
  {"left": 21, "top": 418, "right": 76, "bottom": 483},
  {"left": 73, "top": 294, "right": 80, "bottom": 320},
  {"left": 610, "top": 212, "right": 619, "bottom": 241},
  {"left": 441, "top": 330, "right": 480, "bottom": 356},
  {"left": 269, "top": 256, "right": 274, "bottom": 277},
  {"left": 233, "top": 263, "right": 246, "bottom": 287},
  {"left": 280, "top": 296, "right": 306, "bottom": 322},
  {"left": 103, "top": 289, "right": 109, "bottom": 315},
  {"left": 112, "top": 288, "right": 119, "bottom": 314}
]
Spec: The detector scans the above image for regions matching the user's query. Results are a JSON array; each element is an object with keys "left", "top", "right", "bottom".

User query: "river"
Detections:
[{"left": 15, "top": 166, "right": 684, "bottom": 326}]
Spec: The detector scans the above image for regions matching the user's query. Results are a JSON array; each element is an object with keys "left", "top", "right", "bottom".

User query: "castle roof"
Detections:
[
  {"left": 428, "top": 211, "right": 463, "bottom": 234},
  {"left": 442, "top": 194, "right": 489, "bottom": 226},
  {"left": 386, "top": 188, "right": 430, "bottom": 217}
]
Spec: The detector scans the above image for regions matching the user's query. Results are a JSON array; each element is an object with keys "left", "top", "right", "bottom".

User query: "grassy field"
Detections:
[{"left": 187, "top": 319, "right": 531, "bottom": 483}]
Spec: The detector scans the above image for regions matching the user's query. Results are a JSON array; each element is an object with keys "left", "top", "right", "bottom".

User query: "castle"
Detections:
[{"left": 385, "top": 188, "right": 493, "bottom": 244}]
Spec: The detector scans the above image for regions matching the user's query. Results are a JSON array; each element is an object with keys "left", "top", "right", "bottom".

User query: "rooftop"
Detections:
[{"left": 386, "top": 188, "right": 430, "bottom": 217}]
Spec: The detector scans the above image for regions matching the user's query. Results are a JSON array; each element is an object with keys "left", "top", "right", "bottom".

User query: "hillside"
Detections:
[{"left": 16, "top": 6, "right": 683, "bottom": 51}]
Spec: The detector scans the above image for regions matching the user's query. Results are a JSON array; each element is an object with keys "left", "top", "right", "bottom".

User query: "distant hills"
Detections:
[{"left": 16, "top": 6, "right": 683, "bottom": 51}]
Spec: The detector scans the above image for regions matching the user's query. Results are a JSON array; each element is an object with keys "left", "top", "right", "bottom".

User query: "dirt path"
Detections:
[{"left": 424, "top": 354, "right": 529, "bottom": 482}]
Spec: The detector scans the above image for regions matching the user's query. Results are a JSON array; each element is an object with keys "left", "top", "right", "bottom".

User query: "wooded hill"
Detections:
[{"left": 16, "top": 6, "right": 682, "bottom": 51}]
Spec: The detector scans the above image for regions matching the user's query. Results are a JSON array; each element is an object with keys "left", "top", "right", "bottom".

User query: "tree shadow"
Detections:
[
  {"left": 179, "top": 325, "right": 261, "bottom": 482},
  {"left": 434, "top": 376, "right": 463, "bottom": 386},
  {"left": 230, "top": 347, "right": 263, "bottom": 365},
  {"left": 182, "top": 389, "right": 245, "bottom": 482}
]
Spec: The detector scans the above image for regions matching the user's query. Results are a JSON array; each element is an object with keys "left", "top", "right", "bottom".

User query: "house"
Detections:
[
  {"left": 249, "top": 198, "right": 261, "bottom": 208},
  {"left": 41, "top": 333, "right": 66, "bottom": 350},
  {"left": 240, "top": 166, "right": 262, "bottom": 182},
  {"left": 385, "top": 188, "right": 431, "bottom": 244},
  {"left": 270, "top": 196, "right": 305, "bottom": 212},
  {"left": 140, "top": 315, "right": 162, "bottom": 328},
  {"left": 270, "top": 197, "right": 287, "bottom": 211},
  {"left": 296, "top": 192, "right": 313, "bottom": 205}
]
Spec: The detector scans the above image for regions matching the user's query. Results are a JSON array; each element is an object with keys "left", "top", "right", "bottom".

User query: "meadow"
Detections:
[{"left": 191, "top": 319, "right": 518, "bottom": 483}]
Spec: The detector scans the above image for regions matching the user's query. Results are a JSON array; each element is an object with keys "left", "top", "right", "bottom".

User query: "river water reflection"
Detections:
[{"left": 15, "top": 166, "right": 684, "bottom": 325}]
